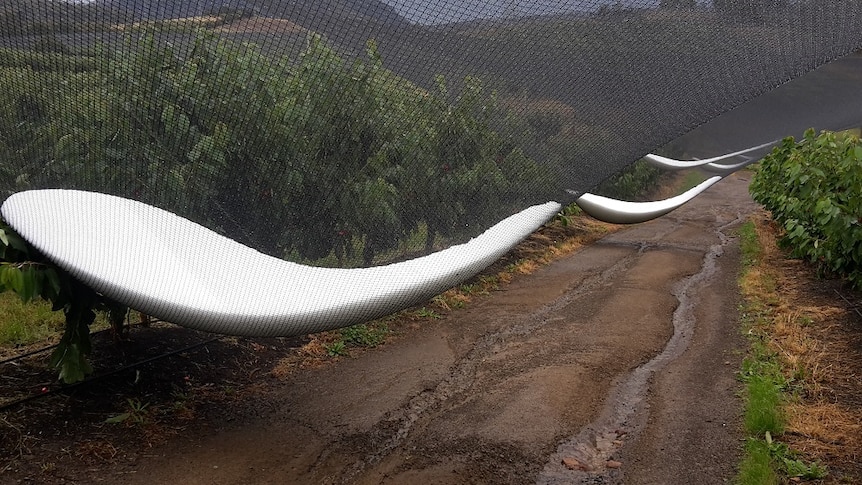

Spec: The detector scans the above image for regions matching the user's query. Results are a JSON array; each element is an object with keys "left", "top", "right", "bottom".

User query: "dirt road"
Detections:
[{"left": 119, "top": 173, "right": 757, "bottom": 484}]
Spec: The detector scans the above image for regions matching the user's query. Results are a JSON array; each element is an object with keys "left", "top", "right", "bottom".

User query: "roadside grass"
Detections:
[
  {"left": 743, "top": 374, "right": 784, "bottom": 436},
  {"left": 736, "top": 217, "right": 834, "bottom": 484},
  {"left": 739, "top": 438, "right": 778, "bottom": 485},
  {"left": 738, "top": 218, "right": 761, "bottom": 267},
  {"left": 0, "top": 292, "right": 113, "bottom": 360}
]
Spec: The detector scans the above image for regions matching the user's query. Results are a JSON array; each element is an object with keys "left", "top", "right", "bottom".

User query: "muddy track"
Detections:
[{"left": 117, "top": 173, "right": 757, "bottom": 485}]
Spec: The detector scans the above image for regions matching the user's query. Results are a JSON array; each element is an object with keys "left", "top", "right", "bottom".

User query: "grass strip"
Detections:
[
  {"left": 0, "top": 292, "right": 65, "bottom": 349},
  {"left": 735, "top": 219, "right": 827, "bottom": 484}
]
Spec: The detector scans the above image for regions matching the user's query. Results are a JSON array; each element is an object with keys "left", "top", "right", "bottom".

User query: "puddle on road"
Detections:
[{"left": 535, "top": 214, "right": 743, "bottom": 485}]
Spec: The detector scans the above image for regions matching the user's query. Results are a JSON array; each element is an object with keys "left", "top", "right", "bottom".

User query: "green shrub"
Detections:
[
  {"left": 1, "top": 31, "right": 555, "bottom": 265},
  {"left": 750, "top": 129, "right": 862, "bottom": 288},
  {"left": 594, "top": 159, "right": 663, "bottom": 200},
  {"left": 0, "top": 30, "right": 558, "bottom": 381}
]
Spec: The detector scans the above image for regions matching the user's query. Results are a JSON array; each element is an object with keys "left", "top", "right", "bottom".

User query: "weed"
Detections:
[
  {"left": 323, "top": 341, "right": 346, "bottom": 356},
  {"left": 414, "top": 307, "right": 441, "bottom": 319},
  {"left": 555, "top": 203, "right": 582, "bottom": 226},
  {"left": 433, "top": 291, "right": 470, "bottom": 310},
  {"left": 737, "top": 217, "right": 786, "bottom": 483},
  {"left": 735, "top": 215, "right": 831, "bottom": 484},
  {"left": 738, "top": 350, "right": 784, "bottom": 387},
  {"left": 340, "top": 323, "right": 388, "bottom": 347},
  {"left": 797, "top": 315, "right": 814, "bottom": 327},
  {"left": 738, "top": 221, "right": 761, "bottom": 268},
  {"left": 478, "top": 274, "right": 499, "bottom": 289},
  {"left": 105, "top": 398, "right": 150, "bottom": 424},
  {"left": 459, "top": 283, "right": 477, "bottom": 294},
  {"left": 765, "top": 432, "right": 828, "bottom": 480},
  {"left": 790, "top": 364, "right": 808, "bottom": 384},
  {"left": 169, "top": 386, "right": 192, "bottom": 412}
]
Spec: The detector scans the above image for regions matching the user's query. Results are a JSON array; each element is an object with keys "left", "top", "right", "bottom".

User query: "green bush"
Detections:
[
  {"left": 0, "top": 30, "right": 558, "bottom": 381},
  {"left": 750, "top": 129, "right": 862, "bottom": 288},
  {"left": 1, "top": 31, "right": 555, "bottom": 265},
  {"left": 594, "top": 159, "right": 663, "bottom": 200}
]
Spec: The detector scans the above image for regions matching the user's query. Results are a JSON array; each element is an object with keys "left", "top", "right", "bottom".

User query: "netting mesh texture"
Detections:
[{"left": 1, "top": 0, "right": 861, "bottom": 266}]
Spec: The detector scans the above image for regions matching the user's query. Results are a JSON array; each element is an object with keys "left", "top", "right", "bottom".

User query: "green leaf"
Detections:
[
  {"left": 18, "top": 265, "right": 39, "bottom": 303},
  {"left": 161, "top": 104, "right": 176, "bottom": 127},
  {"left": 2, "top": 265, "right": 24, "bottom": 294},
  {"left": 0, "top": 265, "right": 12, "bottom": 291},
  {"left": 188, "top": 136, "right": 215, "bottom": 163},
  {"left": 1, "top": 229, "right": 31, "bottom": 257},
  {"left": 42, "top": 268, "right": 62, "bottom": 301},
  {"left": 52, "top": 342, "right": 91, "bottom": 383}
]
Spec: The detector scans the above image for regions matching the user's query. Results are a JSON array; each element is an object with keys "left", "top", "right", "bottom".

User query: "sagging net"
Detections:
[{"left": 1, "top": 0, "right": 861, "bottom": 266}]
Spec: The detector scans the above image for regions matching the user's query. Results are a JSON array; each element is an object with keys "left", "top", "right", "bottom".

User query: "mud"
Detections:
[{"left": 107, "top": 173, "right": 757, "bottom": 484}]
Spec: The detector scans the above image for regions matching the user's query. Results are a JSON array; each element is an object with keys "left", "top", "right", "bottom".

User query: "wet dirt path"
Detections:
[{"left": 120, "top": 173, "right": 757, "bottom": 484}]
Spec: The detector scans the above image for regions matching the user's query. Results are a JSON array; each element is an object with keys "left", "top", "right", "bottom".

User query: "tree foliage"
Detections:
[
  {"left": 0, "top": 30, "right": 559, "bottom": 381},
  {"left": 593, "top": 160, "right": 663, "bottom": 201},
  {"left": 1, "top": 31, "right": 554, "bottom": 264},
  {"left": 750, "top": 129, "right": 862, "bottom": 288}
]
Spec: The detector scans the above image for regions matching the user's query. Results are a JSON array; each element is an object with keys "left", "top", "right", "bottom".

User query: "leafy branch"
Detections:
[
  {"left": 1, "top": 219, "right": 126, "bottom": 383},
  {"left": 750, "top": 129, "right": 862, "bottom": 288}
]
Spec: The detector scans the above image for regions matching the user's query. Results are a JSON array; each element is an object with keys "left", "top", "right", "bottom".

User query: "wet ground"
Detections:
[{"left": 94, "top": 172, "right": 757, "bottom": 484}]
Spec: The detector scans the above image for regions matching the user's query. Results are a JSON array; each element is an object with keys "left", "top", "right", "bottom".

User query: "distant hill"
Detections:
[
  {"left": 366, "top": 0, "right": 655, "bottom": 26},
  {"left": 0, "top": 0, "right": 407, "bottom": 35},
  {"left": 89, "top": 0, "right": 259, "bottom": 21},
  {"left": 252, "top": 0, "right": 406, "bottom": 27},
  {"left": 0, "top": 0, "right": 128, "bottom": 33},
  {"left": 94, "top": 0, "right": 406, "bottom": 24}
]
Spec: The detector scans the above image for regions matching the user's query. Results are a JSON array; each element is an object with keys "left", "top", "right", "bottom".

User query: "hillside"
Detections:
[{"left": 0, "top": 0, "right": 407, "bottom": 34}]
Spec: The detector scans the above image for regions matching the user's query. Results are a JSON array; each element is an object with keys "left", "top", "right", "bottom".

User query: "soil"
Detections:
[{"left": 0, "top": 172, "right": 795, "bottom": 484}]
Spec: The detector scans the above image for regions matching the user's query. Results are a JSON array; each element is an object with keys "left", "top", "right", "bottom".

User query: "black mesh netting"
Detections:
[{"left": 2, "top": 0, "right": 862, "bottom": 265}]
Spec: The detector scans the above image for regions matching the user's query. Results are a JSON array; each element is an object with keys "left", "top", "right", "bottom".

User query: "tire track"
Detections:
[
  {"left": 336, "top": 217, "right": 698, "bottom": 482},
  {"left": 536, "top": 210, "right": 748, "bottom": 484},
  {"left": 336, "top": 246, "right": 646, "bottom": 482}
]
